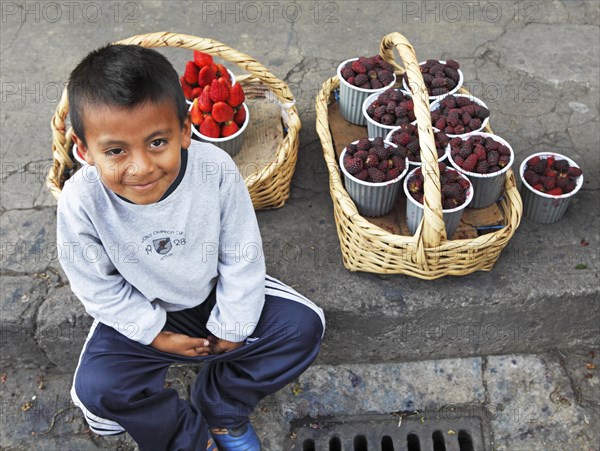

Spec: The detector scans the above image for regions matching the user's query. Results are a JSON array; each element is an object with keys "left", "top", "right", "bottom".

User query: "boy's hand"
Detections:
[
  {"left": 150, "top": 331, "right": 211, "bottom": 357},
  {"left": 207, "top": 335, "right": 244, "bottom": 354}
]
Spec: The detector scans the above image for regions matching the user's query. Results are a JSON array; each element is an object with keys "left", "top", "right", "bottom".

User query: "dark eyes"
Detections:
[{"left": 104, "top": 140, "right": 167, "bottom": 157}]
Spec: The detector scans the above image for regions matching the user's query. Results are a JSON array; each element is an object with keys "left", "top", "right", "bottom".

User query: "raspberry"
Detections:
[
  {"left": 435, "top": 118, "right": 447, "bottom": 130},
  {"left": 343, "top": 156, "right": 363, "bottom": 175},
  {"left": 351, "top": 61, "right": 367, "bottom": 74},
  {"left": 456, "top": 96, "right": 471, "bottom": 107}
]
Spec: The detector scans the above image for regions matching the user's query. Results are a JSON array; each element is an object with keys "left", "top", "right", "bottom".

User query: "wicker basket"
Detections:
[
  {"left": 47, "top": 31, "right": 300, "bottom": 210},
  {"left": 316, "top": 32, "right": 522, "bottom": 279}
]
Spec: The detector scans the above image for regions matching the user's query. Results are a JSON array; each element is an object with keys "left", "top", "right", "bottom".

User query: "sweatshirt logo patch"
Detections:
[{"left": 153, "top": 238, "right": 172, "bottom": 255}]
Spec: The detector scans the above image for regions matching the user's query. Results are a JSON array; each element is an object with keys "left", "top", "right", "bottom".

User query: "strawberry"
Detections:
[
  {"left": 180, "top": 76, "right": 194, "bottom": 99},
  {"left": 212, "top": 101, "right": 234, "bottom": 123},
  {"left": 194, "top": 50, "right": 213, "bottom": 68},
  {"left": 209, "top": 79, "right": 229, "bottom": 102},
  {"left": 227, "top": 83, "right": 245, "bottom": 108},
  {"left": 199, "top": 115, "right": 220, "bottom": 138},
  {"left": 184, "top": 61, "right": 199, "bottom": 85},
  {"left": 221, "top": 121, "right": 240, "bottom": 137},
  {"left": 233, "top": 106, "right": 247, "bottom": 126},
  {"left": 198, "top": 89, "right": 213, "bottom": 113},
  {"left": 190, "top": 98, "right": 203, "bottom": 125},
  {"left": 191, "top": 87, "right": 202, "bottom": 99},
  {"left": 198, "top": 65, "right": 216, "bottom": 87}
]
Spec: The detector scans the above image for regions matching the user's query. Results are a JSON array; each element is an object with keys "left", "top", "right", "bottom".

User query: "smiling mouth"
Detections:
[{"left": 128, "top": 180, "right": 159, "bottom": 191}]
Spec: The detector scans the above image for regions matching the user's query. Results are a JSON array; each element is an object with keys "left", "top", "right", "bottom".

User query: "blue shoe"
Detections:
[{"left": 210, "top": 422, "right": 261, "bottom": 451}]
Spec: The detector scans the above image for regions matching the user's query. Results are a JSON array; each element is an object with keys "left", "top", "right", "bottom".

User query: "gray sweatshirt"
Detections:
[{"left": 56, "top": 140, "right": 266, "bottom": 345}]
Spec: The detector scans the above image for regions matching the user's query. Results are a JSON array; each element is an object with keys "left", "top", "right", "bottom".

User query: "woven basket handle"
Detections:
[
  {"left": 48, "top": 31, "right": 298, "bottom": 199},
  {"left": 380, "top": 32, "right": 446, "bottom": 249}
]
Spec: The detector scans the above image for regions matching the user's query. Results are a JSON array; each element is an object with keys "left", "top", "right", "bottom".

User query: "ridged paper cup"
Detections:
[
  {"left": 191, "top": 103, "right": 249, "bottom": 157},
  {"left": 429, "top": 94, "right": 489, "bottom": 138},
  {"left": 520, "top": 152, "right": 584, "bottom": 224},
  {"left": 339, "top": 140, "right": 409, "bottom": 217},
  {"left": 404, "top": 167, "right": 473, "bottom": 238},
  {"left": 386, "top": 126, "right": 449, "bottom": 170},
  {"left": 186, "top": 69, "right": 237, "bottom": 105},
  {"left": 337, "top": 58, "right": 396, "bottom": 126},
  {"left": 363, "top": 91, "right": 411, "bottom": 139},
  {"left": 401, "top": 60, "right": 464, "bottom": 103},
  {"left": 447, "top": 132, "right": 514, "bottom": 209}
]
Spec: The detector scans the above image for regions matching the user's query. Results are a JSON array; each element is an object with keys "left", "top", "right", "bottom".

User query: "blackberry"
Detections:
[
  {"left": 372, "top": 137, "right": 385, "bottom": 147},
  {"left": 341, "top": 67, "right": 355, "bottom": 80},
  {"left": 432, "top": 77, "right": 447, "bottom": 88},
  {"left": 450, "top": 137, "right": 463, "bottom": 148},
  {"left": 365, "top": 155, "right": 379, "bottom": 168},
  {"left": 389, "top": 90, "right": 404, "bottom": 103},
  {"left": 370, "top": 79, "right": 383, "bottom": 90},
  {"left": 453, "top": 124, "right": 465, "bottom": 135},
  {"left": 468, "top": 118, "right": 482, "bottom": 130},
  {"left": 445, "top": 59, "right": 460, "bottom": 70},
  {"left": 432, "top": 87, "right": 448, "bottom": 96},
  {"left": 366, "top": 104, "right": 376, "bottom": 117},
  {"left": 459, "top": 145, "right": 472, "bottom": 159},
  {"left": 456, "top": 96, "right": 471, "bottom": 107},
  {"left": 444, "top": 67, "right": 460, "bottom": 82},
  {"left": 552, "top": 160, "right": 568, "bottom": 173},
  {"left": 442, "top": 198, "right": 460, "bottom": 210},
  {"left": 386, "top": 101, "right": 398, "bottom": 114},
  {"left": 567, "top": 167, "right": 582, "bottom": 177},
  {"left": 367, "top": 69, "right": 378, "bottom": 80},
  {"left": 498, "top": 155, "right": 511, "bottom": 168},
  {"left": 385, "top": 168, "right": 401, "bottom": 181},
  {"left": 373, "top": 105, "right": 387, "bottom": 120},
  {"left": 381, "top": 114, "right": 395, "bottom": 125},
  {"left": 441, "top": 96, "right": 457, "bottom": 109},
  {"left": 475, "top": 106, "right": 490, "bottom": 120},
  {"left": 541, "top": 176, "right": 556, "bottom": 191},
  {"left": 347, "top": 143, "right": 357, "bottom": 155},
  {"left": 356, "top": 138, "right": 372, "bottom": 151},
  {"left": 392, "top": 155, "right": 406, "bottom": 171},
  {"left": 371, "top": 146, "right": 389, "bottom": 161},
  {"left": 351, "top": 60, "right": 367, "bottom": 74},
  {"left": 406, "top": 139, "right": 420, "bottom": 155},
  {"left": 378, "top": 160, "right": 391, "bottom": 171},
  {"left": 395, "top": 106, "right": 408, "bottom": 118},
  {"left": 488, "top": 165, "right": 501, "bottom": 173},
  {"left": 462, "top": 112, "right": 472, "bottom": 126},
  {"left": 355, "top": 73, "right": 369, "bottom": 86},
  {"left": 435, "top": 117, "right": 447, "bottom": 130},
  {"left": 476, "top": 160, "right": 490, "bottom": 173},
  {"left": 462, "top": 154, "right": 478, "bottom": 172},
  {"left": 487, "top": 150, "right": 500, "bottom": 166},
  {"left": 343, "top": 156, "right": 363, "bottom": 175},
  {"left": 453, "top": 155, "right": 464, "bottom": 166},
  {"left": 354, "top": 150, "right": 369, "bottom": 161},
  {"left": 367, "top": 167, "right": 385, "bottom": 183},
  {"left": 354, "top": 169, "right": 368, "bottom": 181},
  {"left": 556, "top": 177, "right": 570, "bottom": 190}
]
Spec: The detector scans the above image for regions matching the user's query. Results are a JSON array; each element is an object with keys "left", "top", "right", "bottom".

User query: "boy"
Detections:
[{"left": 57, "top": 44, "right": 325, "bottom": 451}]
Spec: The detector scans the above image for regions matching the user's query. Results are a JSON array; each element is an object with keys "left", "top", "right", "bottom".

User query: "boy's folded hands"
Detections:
[{"left": 150, "top": 331, "right": 244, "bottom": 357}]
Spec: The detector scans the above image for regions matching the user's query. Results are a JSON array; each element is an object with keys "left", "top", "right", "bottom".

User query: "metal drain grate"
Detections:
[{"left": 289, "top": 412, "right": 487, "bottom": 451}]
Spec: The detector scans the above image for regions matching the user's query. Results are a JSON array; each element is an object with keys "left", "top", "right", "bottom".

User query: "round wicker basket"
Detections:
[
  {"left": 47, "top": 31, "right": 301, "bottom": 210},
  {"left": 316, "top": 32, "right": 522, "bottom": 279}
]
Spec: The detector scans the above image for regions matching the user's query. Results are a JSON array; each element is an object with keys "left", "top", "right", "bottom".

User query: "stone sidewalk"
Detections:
[
  {"left": 1, "top": 348, "right": 598, "bottom": 450},
  {"left": 1, "top": 1, "right": 599, "bottom": 449}
]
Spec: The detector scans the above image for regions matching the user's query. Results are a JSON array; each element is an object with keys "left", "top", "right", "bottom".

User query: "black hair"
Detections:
[{"left": 67, "top": 44, "right": 188, "bottom": 146}]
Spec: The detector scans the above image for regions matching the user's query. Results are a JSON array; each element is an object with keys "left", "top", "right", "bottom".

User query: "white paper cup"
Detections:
[
  {"left": 519, "top": 152, "right": 584, "bottom": 224},
  {"left": 404, "top": 166, "right": 473, "bottom": 238},
  {"left": 386, "top": 126, "right": 450, "bottom": 169},
  {"left": 429, "top": 94, "right": 489, "bottom": 138},
  {"left": 337, "top": 58, "right": 396, "bottom": 125},
  {"left": 339, "top": 140, "right": 409, "bottom": 217},
  {"left": 191, "top": 103, "right": 249, "bottom": 157},
  {"left": 401, "top": 60, "right": 464, "bottom": 103},
  {"left": 363, "top": 91, "right": 413, "bottom": 139},
  {"left": 447, "top": 132, "right": 514, "bottom": 209}
]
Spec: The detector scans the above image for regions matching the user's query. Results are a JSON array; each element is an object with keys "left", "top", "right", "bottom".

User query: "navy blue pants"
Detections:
[{"left": 71, "top": 276, "right": 325, "bottom": 451}]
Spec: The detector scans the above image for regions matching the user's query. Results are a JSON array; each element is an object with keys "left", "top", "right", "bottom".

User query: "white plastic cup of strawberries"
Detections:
[{"left": 180, "top": 51, "right": 247, "bottom": 139}]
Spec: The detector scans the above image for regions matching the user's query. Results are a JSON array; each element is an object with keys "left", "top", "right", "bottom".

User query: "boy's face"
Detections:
[{"left": 73, "top": 100, "right": 191, "bottom": 205}]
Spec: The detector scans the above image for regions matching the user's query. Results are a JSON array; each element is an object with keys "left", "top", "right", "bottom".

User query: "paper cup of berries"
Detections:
[
  {"left": 337, "top": 56, "right": 397, "bottom": 125},
  {"left": 429, "top": 94, "right": 490, "bottom": 137},
  {"left": 447, "top": 132, "right": 514, "bottom": 209},
  {"left": 520, "top": 152, "right": 584, "bottom": 224},
  {"left": 181, "top": 50, "right": 236, "bottom": 104},
  {"left": 363, "top": 88, "right": 415, "bottom": 139},
  {"left": 386, "top": 124, "right": 449, "bottom": 168},
  {"left": 401, "top": 59, "right": 464, "bottom": 103},
  {"left": 339, "top": 137, "right": 409, "bottom": 217},
  {"left": 190, "top": 80, "right": 249, "bottom": 157},
  {"left": 404, "top": 164, "right": 473, "bottom": 238}
]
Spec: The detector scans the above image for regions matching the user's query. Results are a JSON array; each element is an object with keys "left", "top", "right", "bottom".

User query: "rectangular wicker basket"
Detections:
[
  {"left": 316, "top": 32, "right": 523, "bottom": 279},
  {"left": 47, "top": 31, "right": 300, "bottom": 210}
]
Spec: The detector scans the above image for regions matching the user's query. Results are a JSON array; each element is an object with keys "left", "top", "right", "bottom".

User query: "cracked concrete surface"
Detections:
[{"left": 1, "top": 1, "right": 599, "bottom": 449}]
